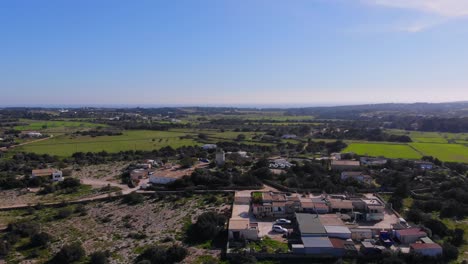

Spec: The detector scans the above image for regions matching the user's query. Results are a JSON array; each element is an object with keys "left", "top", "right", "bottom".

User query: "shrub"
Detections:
[
  {"left": 89, "top": 251, "right": 110, "bottom": 264},
  {"left": 186, "top": 212, "right": 226, "bottom": 243},
  {"left": 166, "top": 245, "right": 187, "bottom": 263},
  {"left": 123, "top": 192, "right": 144, "bottom": 205},
  {"left": 56, "top": 207, "right": 73, "bottom": 219},
  {"left": 50, "top": 243, "right": 85, "bottom": 264},
  {"left": 74, "top": 204, "right": 88, "bottom": 216},
  {"left": 443, "top": 242, "right": 459, "bottom": 261},
  {"left": 451, "top": 228, "right": 465, "bottom": 247},
  {"left": 7, "top": 221, "right": 40, "bottom": 237},
  {"left": 135, "top": 244, "right": 187, "bottom": 264},
  {"left": 30, "top": 232, "right": 51, "bottom": 247}
]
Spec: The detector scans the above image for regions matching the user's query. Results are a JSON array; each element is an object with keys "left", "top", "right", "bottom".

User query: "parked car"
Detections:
[
  {"left": 272, "top": 225, "right": 288, "bottom": 233},
  {"left": 275, "top": 218, "right": 291, "bottom": 225}
]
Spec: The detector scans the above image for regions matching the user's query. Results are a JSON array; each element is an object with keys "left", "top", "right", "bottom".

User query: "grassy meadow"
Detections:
[
  {"left": 345, "top": 130, "right": 468, "bottom": 162},
  {"left": 18, "top": 130, "right": 199, "bottom": 156},
  {"left": 344, "top": 143, "right": 422, "bottom": 159},
  {"left": 14, "top": 119, "right": 106, "bottom": 134}
]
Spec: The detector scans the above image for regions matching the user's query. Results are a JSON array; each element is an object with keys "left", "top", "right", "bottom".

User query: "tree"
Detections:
[
  {"left": 89, "top": 251, "right": 109, "bottom": 264},
  {"left": 451, "top": 228, "right": 464, "bottom": 247},
  {"left": 7, "top": 221, "right": 40, "bottom": 237},
  {"left": 135, "top": 245, "right": 187, "bottom": 264},
  {"left": 187, "top": 212, "right": 226, "bottom": 243},
  {"left": 388, "top": 195, "right": 403, "bottom": 212},
  {"left": 236, "top": 134, "right": 246, "bottom": 141},
  {"left": 50, "top": 243, "right": 85, "bottom": 264},
  {"left": 424, "top": 219, "right": 448, "bottom": 237},
  {"left": 123, "top": 192, "right": 144, "bottom": 205},
  {"left": 443, "top": 242, "right": 459, "bottom": 261},
  {"left": 229, "top": 254, "right": 257, "bottom": 264},
  {"left": 165, "top": 245, "right": 188, "bottom": 263},
  {"left": 30, "top": 232, "right": 51, "bottom": 247},
  {"left": 179, "top": 157, "right": 195, "bottom": 168},
  {"left": 252, "top": 158, "right": 269, "bottom": 170}
]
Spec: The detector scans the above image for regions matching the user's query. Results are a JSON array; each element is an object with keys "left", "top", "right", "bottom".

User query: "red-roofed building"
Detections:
[
  {"left": 395, "top": 228, "right": 427, "bottom": 244},
  {"left": 410, "top": 243, "right": 442, "bottom": 256}
]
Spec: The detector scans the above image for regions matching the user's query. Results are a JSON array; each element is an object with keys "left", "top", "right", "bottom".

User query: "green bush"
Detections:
[
  {"left": 123, "top": 192, "right": 144, "bottom": 205},
  {"left": 30, "top": 232, "right": 51, "bottom": 247},
  {"left": 89, "top": 251, "right": 110, "bottom": 264},
  {"left": 56, "top": 207, "right": 73, "bottom": 219},
  {"left": 50, "top": 243, "right": 85, "bottom": 264}
]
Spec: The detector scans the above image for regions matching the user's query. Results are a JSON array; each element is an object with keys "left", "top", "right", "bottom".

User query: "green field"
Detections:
[
  {"left": 14, "top": 119, "right": 106, "bottom": 134},
  {"left": 388, "top": 129, "right": 468, "bottom": 144},
  {"left": 410, "top": 143, "right": 468, "bottom": 163},
  {"left": 18, "top": 130, "right": 199, "bottom": 156},
  {"left": 345, "top": 141, "right": 468, "bottom": 162},
  {"left": 344, "top": 143, "right": 422, "bottom": 159}
]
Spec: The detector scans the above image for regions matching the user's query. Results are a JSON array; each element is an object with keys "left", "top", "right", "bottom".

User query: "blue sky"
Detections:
[{"left": 1, "top": 0, "right": 468, "bottom": 107}]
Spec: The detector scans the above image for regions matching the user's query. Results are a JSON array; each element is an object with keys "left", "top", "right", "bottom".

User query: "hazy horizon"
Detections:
[
  {"left": 2, "top": 0, "right": 468, "bottom": 105},
  {"left": 1, "top": 100, "right": 467, "bottom": 110}
]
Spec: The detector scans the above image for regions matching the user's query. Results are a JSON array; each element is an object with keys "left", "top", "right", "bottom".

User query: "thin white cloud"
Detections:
[
  {"left": 361, "top": 0, "right": 468, "bottom": 32},
  {"left": 367, "top": 0, "right": 468, "bottom": 17}
]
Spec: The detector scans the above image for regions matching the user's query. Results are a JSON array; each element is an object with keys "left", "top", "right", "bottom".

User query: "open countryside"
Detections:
[
  {"left": 345, "top": 130, "right": 468, "bottom": 163},
  {"left": 10, "top": 119, "right": 468, "bottom": 163}
]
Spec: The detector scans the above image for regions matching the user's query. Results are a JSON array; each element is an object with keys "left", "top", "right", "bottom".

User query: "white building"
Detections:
[
  {"left": 32, "top": 169, "right": 64, "bottom": 181},
  {"left": 228, "top": 218, "right": 259, "bottom": 241},
  {"left": 216, "top": 149, "right": 225, "bottom": 166},
  {"left": 149, "top": 175, "right": 177, "bottom": 185},
  {"left": 202, "top": 144, "right": 217, "bottom": 150},
  {"left": 26, "top": 132, "right": 42, "bottom": 137}
]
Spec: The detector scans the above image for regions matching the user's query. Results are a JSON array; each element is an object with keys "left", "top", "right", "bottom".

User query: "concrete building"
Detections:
[
  {"left": 25, "top": 131, "right": 42, "bottom": 137},
  {"left": 331, "top": 160, "right": 360, "bottom": 170},
  {"left": 216, "top": 149, "right": 225, "bottom": 167},
  {"left": 295, "top": 213, "right": 327, "bottom": 237},
  {"left": 352, "top": 198, "right": 385, "bottom": 221},
  {"left": 350, "top": 228, "right": 372, "bottom": 240},
  {"left": 360, "top": 157, "right": 387, "bottom": 166},
  {"left": 149, "top": 175, "right": 176, "bottom": 185},
  {"left": 410, "top": 243, "right": 442, "bottom": 256},
  {"left": 32, "top": 169, "right": 63, "bottom": 181},
  {"left": 294, "top": 237, "right": 344, "bottom": 256},
  {"left": 324, "top": 225, "right": 352, "bottom": 239},
  {"left": 414, "top": 161, "right": 434, "bottom": 170},
  {"left": 228, "top": 218, "right": 259, "bottom": 241},
  {"left": 395, "top": 228, "right": 427, "bottom": 244},
  {"left": 202, "top": 144, "right": 217, "bottom": 150},
  {"left": 341, "top": 171, "right": 372, "bottom": 184},
  {"left": 269, "top": 159, "right": 293, "bottom": 169},
  {"left": 329, "top": 199, "right": 354, "bottom": 213}
]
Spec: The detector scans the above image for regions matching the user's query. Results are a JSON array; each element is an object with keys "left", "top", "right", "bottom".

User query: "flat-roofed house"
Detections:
[
  {"left": 228, "top": 218, "right": 259, "bottom": 241},
  {"left": 294, "top": 237, "right": 344, "bottom": 256},
  {"left": 410, "top": 243, "right": 442, "bottom": 256},
  {"left": 341, "top": 171, "right": 372, "bottom": 184},
  {"left": 149, "top": 175, "right": 176, "bottom": 185},
  {"left": 295, "top": 213, "right": 327, "bottom": 237},
  {"left": 414, "top": 161, "right": 434, "bottom": 170},
  {"left": 252, "top": 192, "right": 288, "bottom": 218},
  {"left": 360, "top": 157, "right": 387, "bottom": 166},
  {"left": 331, "top": 160, "right": 360, "bottom": 170},
  {"left": 32, "top": 169, "right": 63, "bottom": 181},
  {"left": 329, "top": 199, "right": 354, "bottom": 213},
  {"left": 324, "top": 225, "right": 352, "bottom": 239},
  {"left": 395, "top": 228, "right": 427, "bottom": 244},
  {"left": 352, "top": 198, "right": 385, "bottom": 221}
]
